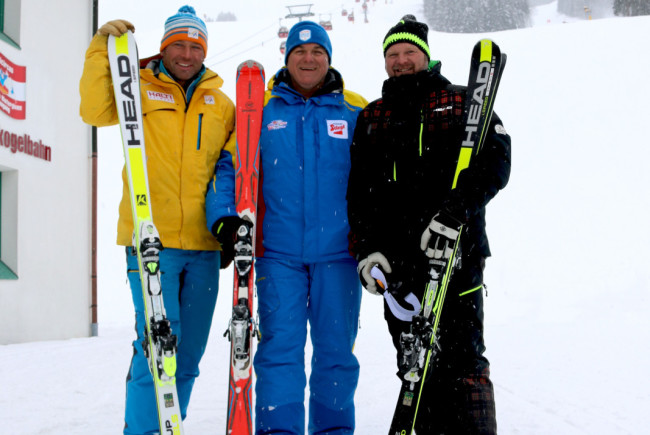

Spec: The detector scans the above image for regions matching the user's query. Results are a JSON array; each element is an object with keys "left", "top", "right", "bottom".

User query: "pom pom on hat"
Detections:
[
  {"left": 382, "top": 15, "right": 430, "bottom": 60},
  {"left": 160, "top": 5, "right": 208, "bottom": 54},
  {"left": 284, "top": 21, "right": 332, "bottom": 65}
]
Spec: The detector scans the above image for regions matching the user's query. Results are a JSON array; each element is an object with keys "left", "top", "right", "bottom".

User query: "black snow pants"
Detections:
[{"left": 384, "top": 255, "right": 497, "bottom": 435}]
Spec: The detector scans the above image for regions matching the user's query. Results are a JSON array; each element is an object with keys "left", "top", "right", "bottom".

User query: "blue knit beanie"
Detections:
[
  {"left": 284, "top": 21, "right": 332, "bottom": 65},
  {"left": 160, "top": 5, "right": 208, "bottom": 54}
]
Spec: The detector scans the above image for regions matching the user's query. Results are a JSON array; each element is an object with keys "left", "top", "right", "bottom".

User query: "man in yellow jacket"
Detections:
[{"left": 79, "top": 6, "right": 236, "bottom": 434}]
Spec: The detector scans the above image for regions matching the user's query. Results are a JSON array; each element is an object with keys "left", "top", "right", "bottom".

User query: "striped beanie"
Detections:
[
  {"left": 382, "top": 15, "right": 430, "bottom": 60},
  {"left": 160, "top": 5, "right": 208, "bottom": 54}
]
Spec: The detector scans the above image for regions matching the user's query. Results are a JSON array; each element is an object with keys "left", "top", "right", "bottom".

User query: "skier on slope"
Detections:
[
  {"left": 207, "top": 21, "right": 367, "bottom": 434},
  {"left": 79, "top": 6, "right": 236, "bottom": 434},
  {"left": 347, "top": 16, "right": 511, "bottom": 434}
]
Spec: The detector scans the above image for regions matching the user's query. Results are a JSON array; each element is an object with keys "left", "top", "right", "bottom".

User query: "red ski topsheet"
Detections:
[{"left": 227, "top": 59, "right": 265, "bottom": 435}]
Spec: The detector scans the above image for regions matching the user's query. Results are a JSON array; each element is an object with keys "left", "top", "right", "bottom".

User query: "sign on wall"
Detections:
[{"left": 0, "top": 51, "right": 26, "bottom": 120}]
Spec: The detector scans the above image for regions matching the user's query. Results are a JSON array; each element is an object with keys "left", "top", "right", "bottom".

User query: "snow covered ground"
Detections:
[{"left": 2, "top": 1, "right": 649, "bottom": 433}]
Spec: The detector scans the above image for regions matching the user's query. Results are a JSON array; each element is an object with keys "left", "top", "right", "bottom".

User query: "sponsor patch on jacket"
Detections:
[
  {"left": 146, "top": 90, "right": 174, "bottom": 104},
  {"left": 495, "top": 124, "right": 507, "bottom": 135},
  {"left": 267, "top": 120, "right": 288, "bottom": 130},
  {"left": 204, "top": 95, "right": 215, "bottom": 104},
  {"left": 326, "top": 120, "right": 348, "bottom": 139}
]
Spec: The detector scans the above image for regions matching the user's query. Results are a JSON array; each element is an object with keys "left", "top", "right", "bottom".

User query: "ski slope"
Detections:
[{"left": 2, "top": 1, "right": 648, "bottom": 433}]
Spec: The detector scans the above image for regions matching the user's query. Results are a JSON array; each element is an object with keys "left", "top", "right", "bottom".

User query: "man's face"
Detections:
[
  {"left": 161, "top": 40, "right": 205, "bottom": 85},
  {"left": 286, "top": 43, "right": 329, "bottom": 98},
  {"left": 384, "top": 42, "right": 429, "bottom": 77}
]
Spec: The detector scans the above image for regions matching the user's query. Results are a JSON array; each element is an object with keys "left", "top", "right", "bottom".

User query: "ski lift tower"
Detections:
[{"left": 285, "top": 4, "right": 315, "bottom": 22}]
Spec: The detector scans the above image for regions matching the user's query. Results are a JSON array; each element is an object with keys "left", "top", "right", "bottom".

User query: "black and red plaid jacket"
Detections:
[{"left": 346, "top": 63, "right": 511, "bottom": 284}]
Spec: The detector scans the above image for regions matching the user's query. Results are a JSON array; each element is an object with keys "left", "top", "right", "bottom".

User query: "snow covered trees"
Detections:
[{"left": 422, "top": 0, "right": 530, "bottom": 32}]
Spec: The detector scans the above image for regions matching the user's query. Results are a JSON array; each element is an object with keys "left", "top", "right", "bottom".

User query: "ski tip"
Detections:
[
  {"left": 478, "top": 38, "right": 499, "bottom": 49},
  {"left": 473, "top": 39, "right": 504, "bottom": 65},
  {"left": 237, "top": 59, "right": 264, "bottom": 72},
  {"left": 108, "top": 29, "right": 134, "bottom": 42},
  {"left": 236, "top": 59, "right": 266, "bottom": 82},
  {"left": 107, "top": 30, "right": 139, "bottom": 59}
]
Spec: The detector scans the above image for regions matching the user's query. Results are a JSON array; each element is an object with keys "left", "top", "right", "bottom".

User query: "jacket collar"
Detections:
[
  {"left": 270, "top": 67, "right": 344, "bottom": 101},
  {"left": 140, "top": 55, "right": 220, "bottom": 101},
  {"left": 381, "top": 61, "right": 449, "bottom": 104}
]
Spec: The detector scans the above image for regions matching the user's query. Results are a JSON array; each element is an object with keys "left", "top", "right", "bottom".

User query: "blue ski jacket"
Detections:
[{"left": 206, "top": 66, "right": 367, "bottom": 262}]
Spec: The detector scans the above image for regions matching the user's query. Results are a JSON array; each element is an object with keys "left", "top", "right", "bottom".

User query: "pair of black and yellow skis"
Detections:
[{"left": 387, "top": 39, "right": 507, "bottom": 435}]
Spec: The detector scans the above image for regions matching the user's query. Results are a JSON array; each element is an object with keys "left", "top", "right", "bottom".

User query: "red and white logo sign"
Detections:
[
  {"left": 326, "top": 120, "right": 348, "bottom": 139},
  {"left": 0, "top": 51, "right": 26, "bottom": 120},
  {"left": 146, "top": 90, "right": 175, "bottom": 104},
  {"left": 267, "top": 120, "right": 288, "bottom": 131}
]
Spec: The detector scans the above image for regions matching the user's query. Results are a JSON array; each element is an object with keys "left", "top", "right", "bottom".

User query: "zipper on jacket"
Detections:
[
  {"left": 396, "top": 108, "right": 425, "bottom": 181},
  {"left": 419, "top": 108, "right": 424, "bottom": 156},
  {"left": 196, "top": 113, "right": 203, "bottom": 150}
]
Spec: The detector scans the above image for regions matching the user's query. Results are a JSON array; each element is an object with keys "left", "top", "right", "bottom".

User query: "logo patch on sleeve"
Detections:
[
  {"left": 326, "top": 120, "right": 348, "bottom": 139},
  {"left": 146, "top": 91, "right": 175, "bottom": 104},
  {"left": 204, "top": 95, "right": 215, "bottom": 104},
  {"left": 495, "top": 124, "right": 507, "bottom": 135}
]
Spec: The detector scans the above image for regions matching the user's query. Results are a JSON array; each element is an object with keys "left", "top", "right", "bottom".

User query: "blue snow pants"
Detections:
[
  {"left": 253, "top": 257, "right": 362, "bottom": 435},
  {"left": 124, "top": 248, "right": 220, "bottom": 435}
]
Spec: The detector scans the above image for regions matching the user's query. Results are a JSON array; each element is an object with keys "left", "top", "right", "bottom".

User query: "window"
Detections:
[
  {"left": 0, "top": 0, "right": 20, "bottom": 48},
  {"left": 0, "top": 169, "right": 18, "bottom": 279}
]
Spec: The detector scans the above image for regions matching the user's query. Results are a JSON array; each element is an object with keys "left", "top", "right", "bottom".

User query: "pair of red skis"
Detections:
[{"left": 225, "top": 60, "right": 265, "bottom": 435}]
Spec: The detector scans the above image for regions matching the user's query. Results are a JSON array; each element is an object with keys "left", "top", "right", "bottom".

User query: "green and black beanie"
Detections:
[{"left": 382, "top": 15, "right": 430, "bottom": 61}]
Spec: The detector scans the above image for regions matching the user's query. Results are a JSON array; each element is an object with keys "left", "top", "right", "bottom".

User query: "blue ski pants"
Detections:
[
  {"left": 123, "top": 248, "right": 220, "bottom": 435},
  {"left": 253, "top": 257, "right": 362, "bottom": 435}
]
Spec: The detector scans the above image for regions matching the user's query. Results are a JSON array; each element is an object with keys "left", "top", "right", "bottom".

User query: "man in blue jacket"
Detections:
[{"left": 207, "top": 21, "right": 367, "bottom": 434}]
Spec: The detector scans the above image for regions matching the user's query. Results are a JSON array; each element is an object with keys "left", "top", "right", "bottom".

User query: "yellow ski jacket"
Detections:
[{"left": 80, "top": 34, "right": 236, "bottom": 250}]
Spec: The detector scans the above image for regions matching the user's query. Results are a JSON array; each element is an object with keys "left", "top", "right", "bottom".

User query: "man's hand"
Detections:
[
  {"left": 97, "top": 19, "right": 135, "bottom": 37},
  {"left": 357, "top": 252, "right": 392, "bottom": 295},
  {"left": 212, "top": 216, "right": 252, "bottom": 269},
  {"left": 420, "top": 211, "right": 462, "bottom": 259}
]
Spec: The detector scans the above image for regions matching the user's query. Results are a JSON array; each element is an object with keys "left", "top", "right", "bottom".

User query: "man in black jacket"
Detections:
[{"left": 347, "top": 15, "right": 511, "bottom": 434}]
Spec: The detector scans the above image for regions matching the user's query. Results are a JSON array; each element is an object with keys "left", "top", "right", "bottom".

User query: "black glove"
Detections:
[
  {"left": 419, "top": 211, "right": 463, "bottom": 260},
  {"left": 211, "top": 216, "right": 252, "bottom": 269}
]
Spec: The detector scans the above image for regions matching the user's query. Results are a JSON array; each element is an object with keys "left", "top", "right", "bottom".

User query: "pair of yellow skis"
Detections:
[{"left": 108, "top": 31, "right": 182, "bottom": 435}]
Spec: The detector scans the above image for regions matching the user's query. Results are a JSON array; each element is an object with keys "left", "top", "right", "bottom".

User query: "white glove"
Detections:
[
  {"left": 357, "top": 252, "right": 392, "bottom": 295},
  {"left": 420, "top": 212, "right": 462, "bottom": 259}
]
